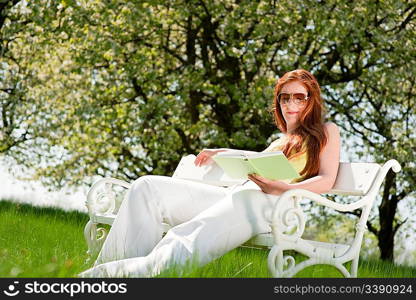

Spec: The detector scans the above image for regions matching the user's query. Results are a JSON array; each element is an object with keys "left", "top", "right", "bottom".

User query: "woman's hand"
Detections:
[
  {"left": 248, "top": 173, "right": 290, "bottom": 195},
  {"left": 194, "top": 149, "right": 226, "bottom": 167}
]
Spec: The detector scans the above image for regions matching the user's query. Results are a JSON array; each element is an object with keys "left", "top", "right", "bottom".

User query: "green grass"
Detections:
[
  {"left": 1, "top": 200, "right": 415, "bottom": 278},
  {"left": 0, "top": 200, "right": 90, "bottom": 277}
]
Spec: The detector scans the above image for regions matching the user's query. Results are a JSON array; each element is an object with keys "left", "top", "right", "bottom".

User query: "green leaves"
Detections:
[{"left": 1, "top": 0, "right": 414, "bottom": 193}]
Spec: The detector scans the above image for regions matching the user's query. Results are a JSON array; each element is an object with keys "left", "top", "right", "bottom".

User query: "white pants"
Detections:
[{"left": 79, "top": 175, "right": 281, "bottom": 277}]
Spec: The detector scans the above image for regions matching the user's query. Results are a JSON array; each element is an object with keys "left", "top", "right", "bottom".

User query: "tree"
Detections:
[
  {"left": 0, "top": 0, "right": 32, "bottom": 153},
  {"left": 318, "top": 3, "right": 416, "bottom": 259},
  {"left": 2, "top": 0, "right": 415, "bottom": 262},
  {"left": 324, "top": 63, "right": 416, "bottom": 260}
]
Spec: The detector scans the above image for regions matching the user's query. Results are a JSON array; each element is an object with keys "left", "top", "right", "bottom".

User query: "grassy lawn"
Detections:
[{"left": 1, "top": 200, "right": 415, "bottom": 278}]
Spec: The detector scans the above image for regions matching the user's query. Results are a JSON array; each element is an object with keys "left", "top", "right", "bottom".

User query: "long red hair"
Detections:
[{"left": 270, "top": 69, "right": 328, "bottom": 180}]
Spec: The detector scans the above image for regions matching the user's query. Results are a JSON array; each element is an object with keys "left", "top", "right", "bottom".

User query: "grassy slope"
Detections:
[
  {"left": 1, "top": 200, "right": 415, "bottom": 278},
  {"left": 0, "top": 200, "right": 90, "bottom": 277}
]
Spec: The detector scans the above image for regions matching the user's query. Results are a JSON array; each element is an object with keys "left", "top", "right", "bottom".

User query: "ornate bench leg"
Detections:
[
  {"left": 350, "top": 256, "right": 359, "bottom": 278},
  {"left": 84, "top": 220, "right": 109, "bottom": 263},
  {"left": 84, "top": 221, "right": 97, "bottom": 262},
  {"left": 268, "top": 245, "right": 285, "bottom": 277}
]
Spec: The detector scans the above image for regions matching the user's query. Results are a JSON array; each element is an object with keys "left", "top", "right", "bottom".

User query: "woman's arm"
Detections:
[{"left": 248, "top": 122, "right": 341, "bottom": 195}]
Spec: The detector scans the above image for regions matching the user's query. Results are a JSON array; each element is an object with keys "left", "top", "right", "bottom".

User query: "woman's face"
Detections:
[{"left": 279, "top": 80, "right": 308, "bottom": 131}]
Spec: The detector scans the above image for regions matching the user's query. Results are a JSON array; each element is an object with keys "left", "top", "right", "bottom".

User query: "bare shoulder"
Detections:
[{"left": 324, "top": 122, "right": 340, "bottom": 137}]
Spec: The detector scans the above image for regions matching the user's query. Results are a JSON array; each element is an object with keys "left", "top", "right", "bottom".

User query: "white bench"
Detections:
[{"left": 83, "top": 155, "right": 401, "bottom": 277}]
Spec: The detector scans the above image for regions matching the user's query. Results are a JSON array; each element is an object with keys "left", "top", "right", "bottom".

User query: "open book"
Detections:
[
  {"left": 172, "top": 154, "right": 246, "bottom": 186},
  {"left": 212, "top": 150, "right": 300, "bottom": 181}
]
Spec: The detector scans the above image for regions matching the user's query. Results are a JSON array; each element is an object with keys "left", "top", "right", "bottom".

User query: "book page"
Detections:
[
  {"left": 248, "top": 155, "right": 300, "bottom": 180},
  {"left": 215, "top": 150, "right": 282, "bottom": 158},
  {"left": 212, "top": 156, "right": 257, "bottom": 179},
  {"left": 248, "top": 151, "right": 283, "bottom": 158},
  {"left": 215, "top": 149, "right": 258, "bottom": 157},
  {"left": 172, "top": 155, "right": 245, "bottom": 186}
]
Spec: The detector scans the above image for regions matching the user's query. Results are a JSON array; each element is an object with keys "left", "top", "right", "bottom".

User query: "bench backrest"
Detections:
[
  {"left": 329, "top": 162, "right": 381, "bottom": 196},
  {"left": 173, "top": 155, "right": 381, "bottom": 196}
]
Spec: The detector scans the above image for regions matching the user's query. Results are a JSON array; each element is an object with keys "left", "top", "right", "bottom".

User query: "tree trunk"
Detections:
[{"left": 377, "top": 169, "right": 398, "bottom": 261}]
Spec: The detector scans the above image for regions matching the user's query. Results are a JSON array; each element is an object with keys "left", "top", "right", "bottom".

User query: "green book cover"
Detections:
[{"left": 212, "top": 151, "right": 300, "bottom": 180}]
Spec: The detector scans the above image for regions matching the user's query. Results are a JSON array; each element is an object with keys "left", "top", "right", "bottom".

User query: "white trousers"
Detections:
[{"left": 79, "top": 175, "right": 281, "bottom": 277}]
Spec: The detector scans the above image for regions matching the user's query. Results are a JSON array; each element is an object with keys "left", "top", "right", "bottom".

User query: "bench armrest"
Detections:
[
  {"left": 269, "top": 189, "right": 374, "bottom": 242},
  {"left": 278, "top": 189, "right": 372, "bottom": 213},
  {"left": 86, "top": 178, "right": 131, "bottom": 218}
]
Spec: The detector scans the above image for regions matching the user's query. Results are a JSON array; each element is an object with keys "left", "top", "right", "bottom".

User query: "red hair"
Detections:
[{"left": 270, "top": 69, "right": 328, "bottom": 180}]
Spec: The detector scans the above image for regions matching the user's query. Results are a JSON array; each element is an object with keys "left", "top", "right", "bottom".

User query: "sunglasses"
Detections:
[{"left": 278, "top": 93, "right": 309, "bottom": 106}]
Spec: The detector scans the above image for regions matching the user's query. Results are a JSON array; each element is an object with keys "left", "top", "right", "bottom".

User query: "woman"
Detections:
[{"left": 79, "top": 69, "right": 340, "bottom": 277}]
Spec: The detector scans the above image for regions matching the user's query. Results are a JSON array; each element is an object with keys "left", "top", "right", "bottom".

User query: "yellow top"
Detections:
[{"left": 263, "top": 135, "right": 308, "bottom": 184}]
